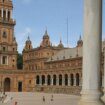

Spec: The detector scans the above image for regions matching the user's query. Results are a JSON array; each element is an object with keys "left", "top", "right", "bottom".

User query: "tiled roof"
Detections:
[{"left": 47, "top": 47, "right": 83, "bottom": 62}]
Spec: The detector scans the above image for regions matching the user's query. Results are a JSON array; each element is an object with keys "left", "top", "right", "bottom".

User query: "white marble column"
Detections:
[
  {"left": 79, "top": 0, "right": 103, "bottom": 105},
  {"left": 101, "top": 48, "right": 105, "bottom": 103}
]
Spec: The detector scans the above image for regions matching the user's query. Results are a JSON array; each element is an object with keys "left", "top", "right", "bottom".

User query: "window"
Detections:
[
  {"left": 36, "top": 76, "right": 40, "bottom": 85},
  {"left": 3, "top": 31, "right": 7, "bottom": 38},
  {"left": 3, "top": 47, "right": 6, "bottom": 51},
  {"left": 0, "top": 10, "right": 1, "bottom": 17},
  {"left": 2, "top": 56, "right": 7, "bottom": 65},
  {"left": 29, "top": 80, "right": 31, "bottom": 84},
  {"left": 13, "top": 48, "right": 15, "bottom": 51},
  {"left": 8, "top": 11, "right": 10, "bottom": 20}
]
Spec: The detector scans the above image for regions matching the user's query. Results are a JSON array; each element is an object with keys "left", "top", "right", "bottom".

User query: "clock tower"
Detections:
[{"left": 0, "top": 0, "right": 18, "bottom": 70}]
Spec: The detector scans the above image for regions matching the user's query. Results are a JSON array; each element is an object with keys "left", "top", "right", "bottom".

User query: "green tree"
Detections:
[{"left": 17, "top": 53, "right": 23, "bottom": 69}]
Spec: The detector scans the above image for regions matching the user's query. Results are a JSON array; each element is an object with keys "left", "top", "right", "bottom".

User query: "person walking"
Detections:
[
  {"left": 51, "top": 95, "right": 54, "bottom": 101},
  {"left": 43, "top": 96, "right": 45, "bottom": 102}
]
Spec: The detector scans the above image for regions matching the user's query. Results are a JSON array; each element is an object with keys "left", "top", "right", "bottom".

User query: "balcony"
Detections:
[{"left": 0, "top": 17, "right": 16, "bottom": 25}]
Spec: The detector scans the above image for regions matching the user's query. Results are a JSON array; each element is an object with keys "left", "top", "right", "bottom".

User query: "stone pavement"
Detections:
[{"left": 2, "top": 92, "right": 80, "bottom": 105}]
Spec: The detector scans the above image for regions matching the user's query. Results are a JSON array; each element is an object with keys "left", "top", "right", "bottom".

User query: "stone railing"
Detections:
[{"left": 35, "top": 85, "right": 81, "bottom": 95}]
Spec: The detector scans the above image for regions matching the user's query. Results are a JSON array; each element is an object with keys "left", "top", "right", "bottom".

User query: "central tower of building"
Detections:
[{"left": 0, "top": 0, "right": 17, "bottom": 70}]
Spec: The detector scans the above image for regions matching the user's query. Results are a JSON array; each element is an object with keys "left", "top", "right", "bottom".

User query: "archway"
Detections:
[
  {"left": 65, "top": 74, "right": 68, "bottom": 86},
  {"left": 47, "top": 75, "right": 51, "bottom": 85},
  {"left": 36, "top": 75, "right": 40, "bottom": 85},
  {"left": 70, "top": 74, "right": 74, "bottom": 86},
  {"left": 59, "top": 74, "right": 62, "bottom": 86},
  {"left": 53, "top": 75, "right": 56, "bottom": 85},
  {"left": 4, "top": 78, "right": 11, "bottom": 92},
  {"left": 76, "top": 73, "right": 79, "bottom": 86},
  {"left": 42, "top": 75, "right": 45, "bottom": 85}
]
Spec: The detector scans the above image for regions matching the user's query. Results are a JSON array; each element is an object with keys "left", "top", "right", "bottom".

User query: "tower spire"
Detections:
[
  {"left": 60, "top": 34, "right": 62, "bottom": 44},
  {"left": 79, "top": 34, "right": 82, "bottom": 40},
  {"left": 58, "top": 34, "right": 64, "bottom": 48},
  {"left": 45, "top": 27, "right": 48, "bottom": 35}
]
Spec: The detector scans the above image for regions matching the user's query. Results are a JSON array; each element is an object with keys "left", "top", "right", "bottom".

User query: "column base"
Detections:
[
  {"left": 79, "top": 90, "right": 104, "bottom": 105},
  {"left": 79, "top": 100, "right": 104, "bottom": 105}
]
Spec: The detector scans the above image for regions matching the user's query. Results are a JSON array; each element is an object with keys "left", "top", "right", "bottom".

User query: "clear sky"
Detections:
[{"left": 12, "top": 0, "right": 105, "bottom": 53}]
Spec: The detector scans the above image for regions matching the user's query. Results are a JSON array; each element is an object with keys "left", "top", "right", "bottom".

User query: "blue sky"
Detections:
[{"left": 12, "top": 0, "right": 105, "bottom": 53}]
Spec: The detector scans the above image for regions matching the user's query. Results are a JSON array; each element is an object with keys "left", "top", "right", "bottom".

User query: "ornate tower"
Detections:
[
  {"left": 0, "top": 0, "right": 18, "bottom": 70},
  {"left": 77, "top": 35, "right": 83, "bottom": 47},
  {"left": 58, "top": 37, "right": 64, "bottom": 48},
  {"left": 24, "top": 36, "right": 33, "bottom": 51},
  {"left": 40, "top": 30, "right": 51, "bottom": 47}
]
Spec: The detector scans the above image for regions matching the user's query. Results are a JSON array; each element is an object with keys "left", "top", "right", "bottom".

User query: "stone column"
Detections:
[
  {"left": 79, "top": 0, "right": 103, "bottom": 105},
  {"left": 39, "top": 76, "right": 42, "bottom": 86},
  {"left": 79, "top": 78, "right": 82, "bottom": 87},
  {"left": 68, "top": 75, "right": 70, "bottom": 86},
  {"left": 10, "top": 10, "right": 12, "bottom": 19},
  {"left": 57, "top": 76, "right": 59, "bottom": 86},
  {"left": 101, "top": 48, "right": 105, "bottom": 103},
  {"left": 6, "top": 9, "right": 8, "bottom": 19},
  {"left": 62, "top": 75, "right": 65, "bottom": 86},
  {"left": 1, "top": 8, "right": 3, "bottom": 18},
  {"left": 51, "top": 76, "right": 53, "bottom": 86},
  {"left": 74, "top": 76, "right": 76, "bottom": 86},
  {"left": 45, "top": 76, "right": 47, "bottom": 86},
  {"left": 7, "top": 56, "right": 9, "bottom": 65}
]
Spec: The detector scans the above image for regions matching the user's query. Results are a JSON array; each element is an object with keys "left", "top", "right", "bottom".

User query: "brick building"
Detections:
[{"left": 0, "top": 0, "right": 104, "bottom": 95}]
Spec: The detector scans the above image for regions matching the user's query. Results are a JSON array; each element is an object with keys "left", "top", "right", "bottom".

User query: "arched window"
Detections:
[
  {"left": 36, "top": 75, "right": 40, "bottom": 85},
  {"left": 42, "top": 75, "right": 45, "bottom": 85},
  {"left": 76, "top": 73, "right": 80, "bottom": 86},
  {"left": 70, "top": 74, "right": 74, "bottom": 86},
  {"left": 47, "top": 75, "right": 51, "bottom": 85},
  {"left": 53, "top": 75, "right": 56, "bottom": 85},
  {"left": 65, "top": 74, "right": 68, "bottom": 86},
  {"left": 59, "top": 75, "right": 62, "bottom": 86}
]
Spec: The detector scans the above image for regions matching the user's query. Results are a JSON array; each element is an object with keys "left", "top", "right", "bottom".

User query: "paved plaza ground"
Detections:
[{"left": 2, "top": 92, "right": 80, "bottom": 105}]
